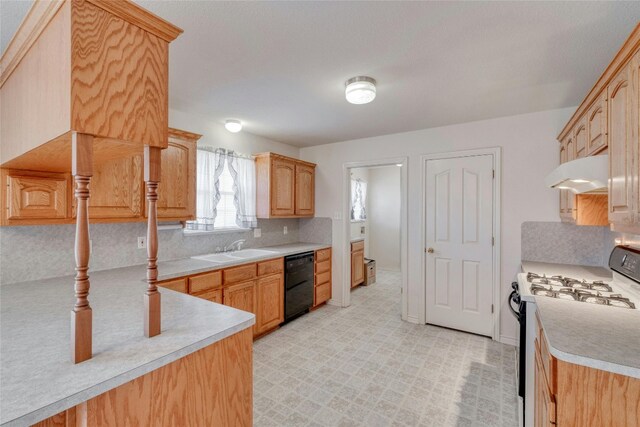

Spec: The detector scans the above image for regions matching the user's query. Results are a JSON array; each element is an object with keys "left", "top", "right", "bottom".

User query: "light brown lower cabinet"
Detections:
[
  {"left": 351, "top": 241, "right": 365, "bottom": 288},
  {"left": 256, "top": 274, "right": 284, "bottom": 334},
  {"left": 32, "top": 328, "right": 253, "bottom": 427},
  {"left": 314, "top": 248, "right": 332, "bottom": 307},
  {"left": 535, "top": 312, "right": 640, "bottom": 426},
  {"left": 223, "top": 280, "right": 257, "bottom": 336}
]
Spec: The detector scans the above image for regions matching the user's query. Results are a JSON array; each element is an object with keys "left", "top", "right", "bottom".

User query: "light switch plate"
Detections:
[
  {"left": 254, "top": 228, "right": 262, "bottom": 238},
  {"left": 137, "top": 237, "right": 146, "bottom": 249}
]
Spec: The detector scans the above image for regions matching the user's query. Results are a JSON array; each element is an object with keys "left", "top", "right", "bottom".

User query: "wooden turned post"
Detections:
[
  {"left": 144, "top": 146, "right": 162, "bottom": 338},
  {"left": 71, "top": 133, "right": 93, "bottom": 363}
]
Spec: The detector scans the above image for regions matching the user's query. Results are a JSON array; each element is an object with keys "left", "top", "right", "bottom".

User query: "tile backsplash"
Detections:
[
  {"left": 521, "top": 221, "right": 640, "bottom": 267},
  {"left": 0, "top": 219, "right": 303, "bottom": 285}
]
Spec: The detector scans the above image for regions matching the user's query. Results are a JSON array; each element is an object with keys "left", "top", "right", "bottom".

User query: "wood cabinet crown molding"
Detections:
[{"left": 557, "top": 22, "right": 640, "bottom": 141}]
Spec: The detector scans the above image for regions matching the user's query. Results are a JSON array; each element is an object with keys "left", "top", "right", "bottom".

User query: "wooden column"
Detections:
[
  {"left": 71, "top": 133, "right": 93, "bottom": 363},
  {"left": 144, "top": 146, "right": 162, "bottom": 337}
]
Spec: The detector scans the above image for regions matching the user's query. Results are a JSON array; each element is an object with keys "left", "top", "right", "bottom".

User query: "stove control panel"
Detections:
[{"left": 609, "top": 246, "right": 640, "bottom": 283}]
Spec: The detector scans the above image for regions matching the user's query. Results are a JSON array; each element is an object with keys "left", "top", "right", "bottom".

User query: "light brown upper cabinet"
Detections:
[
  {"left": 558, "top": 138, "right": 575, "bottom": 223},
  {"left": 556, "top": 24, "right": 640, "bottom": 233},
  {"left": 587, "top": 93, "right": 608, "bottom": 155},
  {"left": 607, "top": 61, "right": 634, "bottom": 227},
  {"left": 156, "top": 128, "right": 200, "bottom": 220},
  {"left": 255, "top": 153, "right": 316, "bottom": 218}
]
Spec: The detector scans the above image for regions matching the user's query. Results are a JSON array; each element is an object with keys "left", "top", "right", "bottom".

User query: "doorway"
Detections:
[
  {"left": 423, "top": 149, "right": 501, "bottom": 338},
  {"left": 342, "top": 158, "right": 408, "bottom": 319}
]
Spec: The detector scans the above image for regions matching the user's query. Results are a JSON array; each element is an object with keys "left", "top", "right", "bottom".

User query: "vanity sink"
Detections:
[{"left": 192, "top": 249, "right": 279, "bottom": 264}]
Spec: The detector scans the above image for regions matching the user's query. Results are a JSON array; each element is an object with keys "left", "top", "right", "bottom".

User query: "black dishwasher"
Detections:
[{"left": 284, "top": 251, "right": 315, "bottom": 322}]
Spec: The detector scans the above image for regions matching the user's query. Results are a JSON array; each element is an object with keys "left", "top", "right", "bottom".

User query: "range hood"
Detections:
[{"left": 545, "top": 155, "right": 608, "bottom": 194}]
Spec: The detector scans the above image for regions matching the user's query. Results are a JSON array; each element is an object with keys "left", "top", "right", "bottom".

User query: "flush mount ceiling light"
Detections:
[
  {"left": 225, "top": 119, "right": 242, "bottom": 133},
  {"left": 345, "top": 76, "right": 376, "bottom": 105}
]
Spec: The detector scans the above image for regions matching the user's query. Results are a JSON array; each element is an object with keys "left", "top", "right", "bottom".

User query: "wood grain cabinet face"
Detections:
[
  {"left": 534, "top": 341, "right": 556, "bottom": 427},
  {"left": 607, "top": 63, "right": 634, "bottom": 226},
  {"left": 574, "top": 120, "right": 587, "bottom": 159},
  {"left": 223, "top": 280, "right": 257, "bottom": 336},
  {"left": 587, "top": 93, "right": 608, "bottom": 155},
  {"left": 271, "top": 158, "right": 296, "bottom": 216},
  {"left": 157, "top": 129, "right": 199, "bottom": 220},
  {"left": 256, "top": 274, "right": 284, "bottom": 334},
  {"left": 351, "top": 244, "right": 365, "bottom": 288},
  {"left": 295, "top": 163, "right": 315, "bottom": 216},
  {"left": 4, "top": 173, "right": 68, "bottom": 221}
]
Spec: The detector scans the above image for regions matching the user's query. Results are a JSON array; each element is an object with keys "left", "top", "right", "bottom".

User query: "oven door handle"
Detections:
[{"left": 508, "top": 290, "right": 520, "bottom": 320}]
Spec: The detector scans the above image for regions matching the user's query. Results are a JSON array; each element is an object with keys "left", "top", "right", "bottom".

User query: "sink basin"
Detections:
[
  {"left": 228, "top": 249, "right": 279, "bottom": 259},
  {"left": 192, "top": 253, "right": 242, "bottom": 263},
  {"left": 192, "top": 249, "right": 279, "bottom": 263}
]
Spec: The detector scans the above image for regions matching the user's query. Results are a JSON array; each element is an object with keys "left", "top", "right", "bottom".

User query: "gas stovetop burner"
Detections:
[{"left": 527, "top": 273, "right": 635, "bottom": 309}]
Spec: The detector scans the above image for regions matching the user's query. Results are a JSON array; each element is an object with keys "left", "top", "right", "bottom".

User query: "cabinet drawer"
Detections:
[
  {"left": 315, "top": 281, "right": 331, "bottom": 306},
  {"left": 316, "top": 259, "right": 331, "bottom": 274},
  {"left": 224, "top": 263, "right": 256, "bottom": 285},
  {"left": 257, "top": 258, "right": 283, "bottom": 276},
  {"left": 316, "top": 270, "right": 331, "bottom": 286},
  {"left": 189, "top": 271, "right": 222, "bottom": 294},
  {"left": 193, "top": 288, "right": 222, "bottom": 304},
  {"left": 316, "top": 248, "right": 331, "bottom": 262},
  {"left": 351, "top": 240, "right": 364, "bottom": 252},
  {"left": 159, "top": 278, "right": 187, "bottom": 293}
]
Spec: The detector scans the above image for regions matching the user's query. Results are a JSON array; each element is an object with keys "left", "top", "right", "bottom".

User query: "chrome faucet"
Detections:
[{"left": 224, "top": 239, "right": 245, "bottom": 252}]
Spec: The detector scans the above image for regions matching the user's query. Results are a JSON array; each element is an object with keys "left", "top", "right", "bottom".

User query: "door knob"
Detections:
[{"left": 427, "top": 247, "right": 434, "bottom": 254}]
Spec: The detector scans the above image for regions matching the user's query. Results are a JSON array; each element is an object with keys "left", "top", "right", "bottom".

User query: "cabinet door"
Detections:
[
  {"left": 534, "top": 342, "right": 556, "bottom": 427},
  {"left": 295, "top": 163, "right": 315, "bottom": 216},
  {"left": 587, "top": 93, "right": 608, "bottom": 155},
  {"left": 574, "top": 119, "right": 587, "bottom": 159},
  {"left": 223, "top": 281, "right": 257, "bottom": 335},
  {"left": 157, "top": 137, "right": 196, "bottom": 220},
  {"left": 608, "top": 63, "right": 634, "bottom": 225},
  {"left": 256, "top": 274, "right": 284, "bottom": 334},
  {"left": 270, "top": 158, "right": 295, "bottom": 216},
  {"left": 634, "top": 51, "right": 640, "bottom": 228},
  {"left": 351, "top": 250, "right": 365, "bottom": 287},
  {"left": 86, "top": 155, "right": 143, "bottom": 219},
  {"left": 5, "top": 172, "right": 68, "bottom": 221},
  {"left": 558, "top": 141, "right": 568, "bottom": 218},
  {"left": 565, "top": 135, "right": 576, "bottom": 220}
]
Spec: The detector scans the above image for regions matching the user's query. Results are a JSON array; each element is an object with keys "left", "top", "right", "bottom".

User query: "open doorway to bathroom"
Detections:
[{"left": 342, "top": 158, "right": 408, "bottom": 320}]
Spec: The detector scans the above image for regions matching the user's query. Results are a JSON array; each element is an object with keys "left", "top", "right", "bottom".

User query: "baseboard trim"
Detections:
[
  {"left": 406, "top": 315, "right": 422, "bottom": 325},
  {"left": 499, "top": 335, "right": 518, "bottom": 346}
]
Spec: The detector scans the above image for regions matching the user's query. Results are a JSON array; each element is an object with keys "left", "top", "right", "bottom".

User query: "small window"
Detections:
[
  {"left": 351, "top": 179, "right": 367, "bottom": 221},
  {"left": 213, "top": 164, "right": 240, "bottom": 230}
]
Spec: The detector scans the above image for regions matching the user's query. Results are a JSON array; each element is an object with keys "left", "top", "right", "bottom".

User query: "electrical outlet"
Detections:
[
  {"left": 137, "top": 237, "right": 146, "bottom": 249},
  {"left": 254, "top": 228, "right": 262, "bottom": 238},
  {"left": 89, "top": 239, "right": 93, "bottom": 255},
  {"left": 283, "top": 226, "right": 288, "bottom": 235}
]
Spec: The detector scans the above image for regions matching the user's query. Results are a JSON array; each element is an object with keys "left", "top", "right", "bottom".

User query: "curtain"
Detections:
[
  {"left": 227, "top": 152, "right": 258, "bottom": 229},
  {"left": 196, "top": 148, "right": 226, "bottom": 227},
  {"left": 351, "top": 179, "right": 367, "bottom": 220}
]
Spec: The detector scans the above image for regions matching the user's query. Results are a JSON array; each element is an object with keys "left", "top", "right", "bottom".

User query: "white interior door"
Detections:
[{"left": 425, "top": 154, "right": 494, "bottom": 336}]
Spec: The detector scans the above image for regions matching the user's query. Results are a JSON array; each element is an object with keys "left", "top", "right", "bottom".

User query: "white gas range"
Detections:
[{"left": 511, "top": 245, "right": 640, "bottom": 427}]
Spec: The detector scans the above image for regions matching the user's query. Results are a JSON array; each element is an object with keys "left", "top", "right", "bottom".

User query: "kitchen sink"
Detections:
[{"left": 192, "top": 249, "right": 279, "bottom": 263}]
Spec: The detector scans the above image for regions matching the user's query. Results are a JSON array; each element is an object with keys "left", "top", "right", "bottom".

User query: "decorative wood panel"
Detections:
[
  {"left": 608, "top": 63, "right": 634, "bottom": 225},
  {"left": 4, "top": 171, "right": 68, "bottom": 222},
  {"left": 587, "top": 93, "right": 608, "bottom": 155},
  {"left": 270, "top": 158, "right": 296, "bottom": 216},
  {"left": 257, "top": 258, "right": 283, "bottom": 277},
  {"left": 351, "top": 247, "right": 364, "bottom": 288},
  {"left": 316, "top": 270, "right": 331, "bottom": 286},
  {"left": 575, "top": 194, "right": 609, "bottom": 226},
  {"left": 294, "top": 163, "right": 315, "bottom": 216},
  {"left": 223, "top": 281, "right": 257, "bottom": 337},
  {"left": 314, "top": 282, "right": 331, "bottom": 307},
  {"left": 224, "top": 263, "right": 257, "bottom": 285},
  {"left": 575, "top": 118, "right": 587, "bottom": 158},
  {"left": 256, "top": 274, "right": 284, "bottom": 334},
  {"left": 157, "top": 129, "right": 199, "bottom": 220},
  {"left": 316, "top": 248, "right": 331, "bottom": 262},
  {"left": 70, "top": 0, "right": 169, "bottom": 148},
  {"left": 316, "top": 259, "right": 331, "bottom": 274},
  {"left": 158, "top": 278, "right": 186, "bottom": 293},
  {"left": 556, "top": 359, "right": 640, "bottom": 427},
  {"left": 80, "top": 328, "right": 252, "bottom": 426},
  {"left": 193, "top": 288, "right": 222, "bottom": 304},
  {"left": 188, "top": 271, "right": 222, "bottom": 294}
]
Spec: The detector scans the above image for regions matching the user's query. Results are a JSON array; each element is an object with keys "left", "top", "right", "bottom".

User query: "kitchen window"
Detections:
[
  {"left": 350, "top": 178, "right": 367, "bottom": 222},
  {"left": 187, "top": 148, "right": 257, "bottom": 232}
]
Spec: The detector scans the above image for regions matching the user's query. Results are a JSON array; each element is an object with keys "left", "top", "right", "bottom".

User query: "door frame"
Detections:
[
  {"left": 341, "top": 157, "right": 409, "bottom": 320},
  {"left": 421, "top": 147, "right": 502, "bottom": 341}
]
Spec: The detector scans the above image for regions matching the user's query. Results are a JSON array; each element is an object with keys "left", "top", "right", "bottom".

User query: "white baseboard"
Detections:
[
  {"left": 499, "top": 335, "right": 518, "bottom": 346},
  {"left": 406, "top": 315, "right": 422, "bottom": 325}
]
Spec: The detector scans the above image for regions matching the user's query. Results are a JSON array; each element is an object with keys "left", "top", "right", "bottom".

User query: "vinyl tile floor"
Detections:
[{"left": 253, "top": 270, "right": 519, "bottom": 427}]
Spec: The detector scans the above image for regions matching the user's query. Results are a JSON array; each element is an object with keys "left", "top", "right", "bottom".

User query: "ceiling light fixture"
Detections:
[
  {"left": 345, "top": 76, "right": 376, "bottom": 105},
  {"left": 396, "top": 164, "right": 402, "bottom": 167},
  {"left": 225, "top": 119, "right": 242, "bottom": 133}
]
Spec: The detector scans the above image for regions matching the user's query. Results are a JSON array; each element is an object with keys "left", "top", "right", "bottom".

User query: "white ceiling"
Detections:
[{"left": 2, "top": 1, "right": 640, "bottom": 147}]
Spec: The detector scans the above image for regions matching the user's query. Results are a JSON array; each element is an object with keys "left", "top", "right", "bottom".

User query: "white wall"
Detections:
[
  {"left": 368, "top": 166, "right": 401, "bottom": 271},
  {"left": 300, "top": 107, "right": 574, "bottom": 343},
  {"left": 169, "top": 108, "right": 299, "bottom": 158}
]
